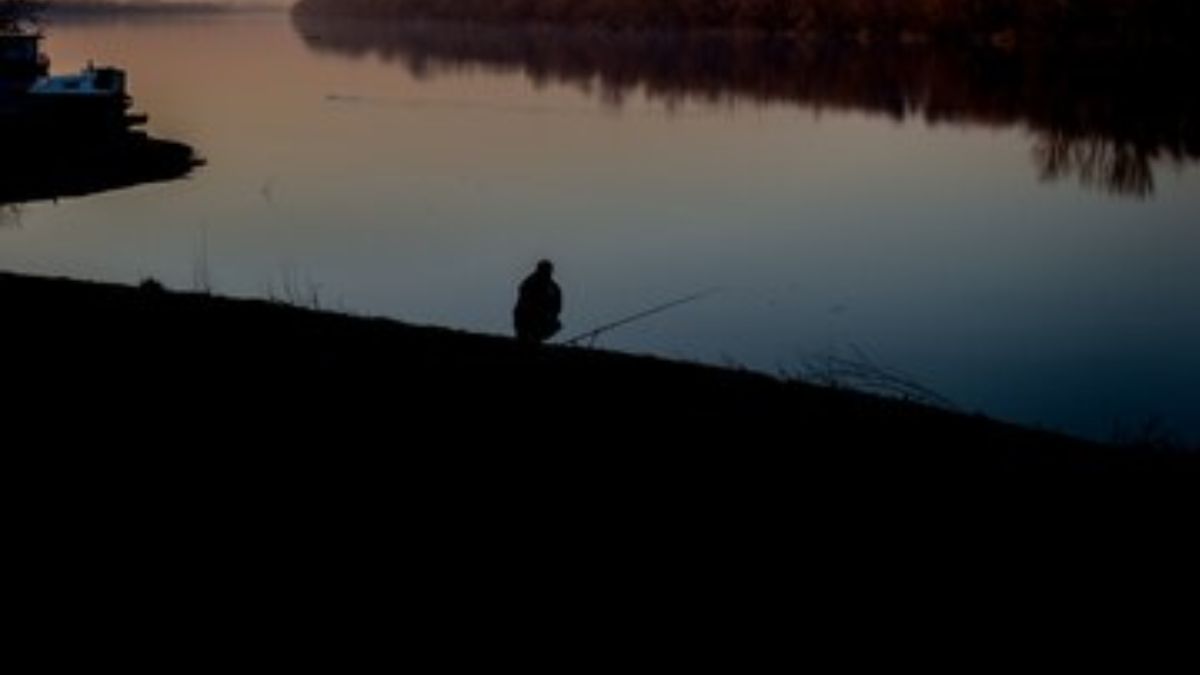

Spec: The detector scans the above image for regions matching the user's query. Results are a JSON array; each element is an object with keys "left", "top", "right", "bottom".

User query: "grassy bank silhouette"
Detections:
[{"left": 3, "top": 270, "right": 1193, "bottom": 478}]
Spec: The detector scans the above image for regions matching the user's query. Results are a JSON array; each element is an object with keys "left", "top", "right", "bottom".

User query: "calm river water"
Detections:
[{"left": 3, "top": 11, "right": 1197, "bottom": 443}]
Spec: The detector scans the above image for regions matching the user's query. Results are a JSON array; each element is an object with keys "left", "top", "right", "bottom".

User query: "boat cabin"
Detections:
[
  {"left": 30, "top": 65, "right": 127, "bottom": 98},
  {"left": 0, "top": 32, "right": 39, "bottom": 62},
  {"left": 0, "top": 32, "right": 47, "bottom": 87},
  {"left": 22, "top": 63, "right": 141, "bottom": 134},
  {"left": 1, "top": 32, "right": 45, "bottom": 68}
]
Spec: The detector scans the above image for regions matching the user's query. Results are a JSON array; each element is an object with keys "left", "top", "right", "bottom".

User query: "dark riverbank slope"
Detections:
[
  {"left": 9, "top": 268, "right": 1194, "bottom": 644},
  {"left": 4, "top": 270, "right": 1191, "bottom": 479}
]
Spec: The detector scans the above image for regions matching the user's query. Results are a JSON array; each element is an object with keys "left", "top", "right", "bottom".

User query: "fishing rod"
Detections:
[{"left": 561, "top": 287, "right": 721, "bottom": 348}]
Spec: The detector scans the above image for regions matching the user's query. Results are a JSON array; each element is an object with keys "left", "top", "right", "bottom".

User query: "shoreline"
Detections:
[
  {"left": 2, "top": 269, "right": 1193, "bottom": 475},
  {"left": 292, "top": 0, "right": 1200, "bottom": 51}
]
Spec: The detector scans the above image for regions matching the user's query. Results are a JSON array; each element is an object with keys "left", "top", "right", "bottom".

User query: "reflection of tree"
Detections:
[
  {"left": 0, "top": 204, "right": 22, "bottom": 228},
  {"left": 292, "top": 14, "right": 1200, "bottom": 198},
  {"left": 1033, "top": 134, "right": 1156, "bottom": 198}
]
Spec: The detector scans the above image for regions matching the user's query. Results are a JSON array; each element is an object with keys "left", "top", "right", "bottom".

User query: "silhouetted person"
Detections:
[{"left": 514, "top": 259, "right": 562, "bottom": 343}]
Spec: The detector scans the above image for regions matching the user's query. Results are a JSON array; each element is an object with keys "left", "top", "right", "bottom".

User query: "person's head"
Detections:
[{"left": 536, "top": 259, "right": 554, "bottom": 276}]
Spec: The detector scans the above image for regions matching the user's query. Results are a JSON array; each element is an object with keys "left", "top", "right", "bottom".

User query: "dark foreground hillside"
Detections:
[
  {"left": 5, "top": 270, "right": 1191, "bottom": 474},
  {"left": 7, "top": 270, "right": 1195, "bottom": 660}
]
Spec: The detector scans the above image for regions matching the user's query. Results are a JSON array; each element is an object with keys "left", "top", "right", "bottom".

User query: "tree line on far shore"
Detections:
[{"left": 293, "top": 0, "right": 1199, "bottom": 46}]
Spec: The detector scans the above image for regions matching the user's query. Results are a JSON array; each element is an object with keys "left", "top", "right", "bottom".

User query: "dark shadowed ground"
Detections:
[
  {"left": 6, "top": 270, "right": 1195, "bottom": 662},
  {"left": 5, "top": 270, "right": 1192, "bottom": 470}
]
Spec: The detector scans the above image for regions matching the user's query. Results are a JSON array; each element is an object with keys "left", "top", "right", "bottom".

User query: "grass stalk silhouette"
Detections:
[{"left": 793, "top": 343, "right": 958, "bottom": 412}]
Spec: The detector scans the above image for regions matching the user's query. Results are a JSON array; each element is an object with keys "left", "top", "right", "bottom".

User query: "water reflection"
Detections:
[
  {"left": 1034, "top": 134, "right": 1156, "bottom": 198},
  {"left": 292, "top": 15, "right": 1200, "bottom": 198}
]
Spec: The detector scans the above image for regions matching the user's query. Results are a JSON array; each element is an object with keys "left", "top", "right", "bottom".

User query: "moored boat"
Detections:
[
  {"left": 26, "top": 62, "right": 142, "bottom": 133},
  {"left": 1, "top": 30, "right": 146, "bottom": 139},
  {"left": 0, "top": 29, "right": 199, "bottom": 205}
]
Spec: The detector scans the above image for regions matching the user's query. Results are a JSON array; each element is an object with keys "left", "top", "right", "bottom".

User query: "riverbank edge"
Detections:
[{"left": 3, "top": 269, "right": 1193, "bottom": 476}]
